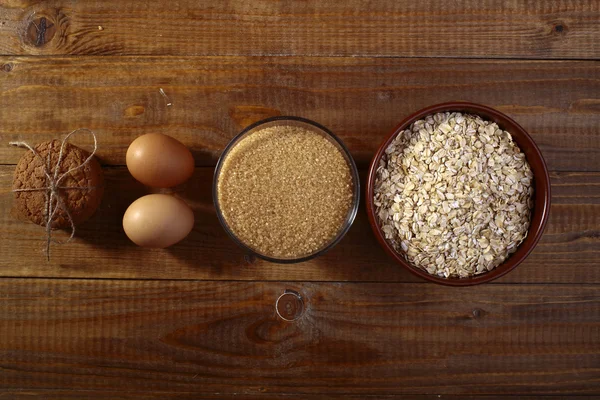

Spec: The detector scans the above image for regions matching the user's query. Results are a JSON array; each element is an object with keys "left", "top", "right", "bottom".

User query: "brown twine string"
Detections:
[{"left": 9, "top": 128, "right": 98, "bottom": 261}]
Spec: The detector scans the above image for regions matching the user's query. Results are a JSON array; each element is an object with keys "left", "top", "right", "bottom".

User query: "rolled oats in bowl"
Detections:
[{"left": 373, "top": 112, "right": 534, "bottom": 278}]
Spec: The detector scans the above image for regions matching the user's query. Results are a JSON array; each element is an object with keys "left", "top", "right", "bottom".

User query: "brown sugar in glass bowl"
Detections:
[
  {"left": 366, "top": 102, "right": 551, "bottom": 286},
  {"left": 214, "top": 116, "right": 360, "bottom": 263}
]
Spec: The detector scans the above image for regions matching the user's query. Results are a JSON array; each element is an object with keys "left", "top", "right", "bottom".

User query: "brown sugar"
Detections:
[{"left": 217, "top": 125, "right": 354, "bottom": 259}]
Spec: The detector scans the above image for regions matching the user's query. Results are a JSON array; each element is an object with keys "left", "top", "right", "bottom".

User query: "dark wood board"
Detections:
[
  {"left": 0, "top": 1, "right": 598, "bottom": 59},
  {"left": 1, "top": 393, "right": 594, "bottom": 400},
  {"left": 1, "top": 1, "right": 599, "bottom": 397},
  {"left": 0, "top": 168, "right": 598, "bottom": 283},
  {"left": 1, "top": 57, "right": 599, "bottom": 171},
  {"left": 0, "top": 279, "right": 599, "bottom": 395}
]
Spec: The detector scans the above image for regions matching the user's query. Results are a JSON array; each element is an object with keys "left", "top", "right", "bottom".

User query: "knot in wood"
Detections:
[
  {"left": 26, "top": 16, "right": 56, "bottom": 47},
  {"left": 276, "top": 289, "right": 304, "bottom": 322},
  {"left": 552, "top": 22, "right": 568, "bottom": 36},
  {"left": 244, "top": 253, "right": 257, "bottom": 264}
]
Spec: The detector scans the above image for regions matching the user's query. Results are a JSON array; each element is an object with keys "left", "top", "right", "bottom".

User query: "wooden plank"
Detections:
[
  {"left": 1, "top": 57, "right": 599, "bottom": 171},
  {"left": 0, "top": 392, "right": 591, "bottom": 400},
  {"left": 0, "top": 279, "right": 598, "bottom": 395},
  {"left": 0, "top": 167, "right": 598, "bottom": 283},
  {"left": 0, "top": 1, "right": 598, "bottom": 58}
]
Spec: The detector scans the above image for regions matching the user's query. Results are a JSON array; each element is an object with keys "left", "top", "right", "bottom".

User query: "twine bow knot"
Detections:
[{"left": 10, "top": 129, "right": 98, "bottom": 260}]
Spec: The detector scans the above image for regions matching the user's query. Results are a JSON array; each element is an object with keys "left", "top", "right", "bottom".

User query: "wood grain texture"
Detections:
[
  {"left": 1, "top": 393, "right": 593, "bottom": 400},
  {"left": 0, "top": 279, "right": 598, "bottom": 395},
  {"left": 0, "top": 1, "right": 598, "bottom": 58},
  {"left": 1, "top": 57, "right": 599, "bottom": 171},
  {"left": 0, "top": 1, "right": 598, "bottom": 398},
  {"left": 0, "top": 167, "right": 598, "bottom": 283}
]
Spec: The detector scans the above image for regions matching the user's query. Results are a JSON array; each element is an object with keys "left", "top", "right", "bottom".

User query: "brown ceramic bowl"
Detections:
[{"left": 366, "top": 102, "right": 551, "bottom": 286}]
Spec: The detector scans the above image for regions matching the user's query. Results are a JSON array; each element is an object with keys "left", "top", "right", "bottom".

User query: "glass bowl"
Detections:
[
  {"left": 214, "top": 116, "right": 360, "bottom": 263},
  {"left": 366, "top": 102, "right": 551, "bottom": 286}
]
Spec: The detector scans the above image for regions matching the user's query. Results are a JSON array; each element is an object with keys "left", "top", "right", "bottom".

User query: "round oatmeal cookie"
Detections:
[{"left": 12, "top": 139, "right": 104, "bottom": 229}]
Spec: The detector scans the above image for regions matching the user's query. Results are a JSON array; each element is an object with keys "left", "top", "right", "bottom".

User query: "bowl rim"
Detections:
[
  {"left": 213, "top": 115, "right": 361, "bottom": 264},
  {"left": 365, "top": 102, "right": 551, "bottom": 286}
]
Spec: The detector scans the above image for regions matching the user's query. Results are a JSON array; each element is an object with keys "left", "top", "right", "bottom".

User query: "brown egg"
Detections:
[
  {"left": 126, "top": 133, "right": 194, "bottom": 188},
  {"left": 123, "top": 194, "right": 194, "bottom": 248}
]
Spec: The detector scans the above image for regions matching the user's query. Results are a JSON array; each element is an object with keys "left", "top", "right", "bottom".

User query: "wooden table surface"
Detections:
[{"left": 1, "top": 1, "right": 599, "bottom": 398}]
